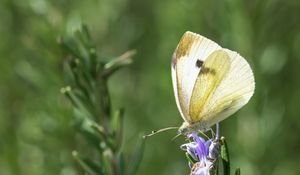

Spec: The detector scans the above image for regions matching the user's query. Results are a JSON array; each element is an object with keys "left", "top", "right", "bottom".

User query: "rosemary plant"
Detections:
[{"left": 59, "top": 24, "right": 144, "bottom": 175}]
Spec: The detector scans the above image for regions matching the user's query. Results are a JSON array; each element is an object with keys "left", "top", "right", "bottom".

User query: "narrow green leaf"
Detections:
[
  {"left": 72, "top": 151, "right": 103, "bottom": 175},
  {"left": 110, "top": 108, "right": 125, "bottom": 150},
  {"left": 220, "top": 137, "right": 230, "bottom": 175},
  {"left": 216, "top": 158, "right": 220, "bottom": 175},
  {"left": 71, "top": 118, "right": 106, "bottom": 152},
  {"left": 72, "top": 65, "right": 93, "bottom": 94},
  {"left": 235, "top": 168, "right": 241, "bottom": 175},
  {"left": 77, "top": 24, "right": 98, "bottom": 77},
  {"left": 81, "top": 24, "right": 92, "bottom": 41},
  {"left": 95, "top": 76, "right": 111, "bottom": 119},
  {"left": 126, "top": 135, "right": 145, "bottom": 175},
  {"left": 63, "top": 61, "right": 77, "bottom": 86},
  {"left": 60, "top": 86, "right": 94, "bottom": 119},
  {"left": 63, "top": 26, "right": 96, "bottom": 83},
  {"left": 102, "top": 149, "right": 114, "bottom": 175},
  {"left": 79, "top": 127, "right": 102, "bottom": 151},
  {"left": 72, "top": 111, "right": 113, "bottom": 151},
  {"left": 69, "top": 55, "right": 93, "bottom": 95},
  {"left": 72, "top": 29, "right": 91, "bottom": 68},
  {"left": 59, "top": 36, "right": 83, "bottom": 61},
  {"left": 117, "top": 152, "right": 125, "bottom": 175},
  {"left": 78, "top": 118, "right": 109, "bottom": 150},
  {"left": 103, "top": 50, "right": 135, "bottom": 78},
  {"left": 88, "top": 119, "right": 107, "bottom": 139},
  {"left": 79, "top": 24, "right": 95, "bottom": 50}
]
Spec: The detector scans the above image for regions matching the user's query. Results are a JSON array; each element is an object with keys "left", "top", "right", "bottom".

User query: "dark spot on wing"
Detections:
[
  {"left": 196, "top": 59, "right": 203, "bottom": 68},
  {"left": 200, "top": 66, "right": 216, "bottom": 75}
]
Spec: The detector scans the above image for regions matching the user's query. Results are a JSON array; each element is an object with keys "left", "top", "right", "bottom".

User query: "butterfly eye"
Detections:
[{"left": 196, "top": 59, "right": 203, "bottom": 68}]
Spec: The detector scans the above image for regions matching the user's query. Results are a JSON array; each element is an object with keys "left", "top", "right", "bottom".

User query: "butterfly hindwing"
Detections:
[
  {"left": 191, "top": 49, "right": 255, "bottom": 128},
  {"left": 189, "top": 50, "right": 231, "bottom": 121}
]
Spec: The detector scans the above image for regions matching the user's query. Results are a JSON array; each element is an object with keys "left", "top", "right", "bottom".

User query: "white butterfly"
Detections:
[
  {"left": 144, "top": 31, "right": 255, "bottom": 138},
  {"left": 172, "top": 31, "right": 255, "bottom": 135}
]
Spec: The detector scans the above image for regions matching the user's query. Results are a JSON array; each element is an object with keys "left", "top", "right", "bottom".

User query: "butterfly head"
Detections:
[
  {"left": 178, "top": 121, "right": 209, "bottom": 136},
  {"left": 178, "top": 122, "right": 201, "bottom": 135},
  {"left": 178, "top": 122, "right": 190, "bottom": 135}
]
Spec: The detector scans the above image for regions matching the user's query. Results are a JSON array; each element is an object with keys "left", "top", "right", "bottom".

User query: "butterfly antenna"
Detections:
[{"left": 143, "top": 127, "right": 179, "bottom": 138}]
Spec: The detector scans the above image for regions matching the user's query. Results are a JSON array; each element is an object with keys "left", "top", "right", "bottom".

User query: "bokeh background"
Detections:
[{"left": 1, "top": 0, "right": 300, "bottom": 175}]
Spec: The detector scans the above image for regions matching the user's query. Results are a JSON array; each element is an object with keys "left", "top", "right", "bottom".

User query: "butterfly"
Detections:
[
  {"left": 144, "top": 31, "right": 255, "bottom": 137},
  {"left": 173, "top": 31, "right": 255, "bottom": 135}
]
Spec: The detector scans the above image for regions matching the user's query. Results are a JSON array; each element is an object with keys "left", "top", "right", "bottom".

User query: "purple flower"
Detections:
[{"left": 181, "top": 133, "right": 220, "bottom": 175}]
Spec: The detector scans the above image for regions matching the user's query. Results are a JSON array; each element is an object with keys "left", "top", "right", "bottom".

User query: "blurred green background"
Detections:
[{"left": 1, "top": 0, "right": 300, "bottom": 175}]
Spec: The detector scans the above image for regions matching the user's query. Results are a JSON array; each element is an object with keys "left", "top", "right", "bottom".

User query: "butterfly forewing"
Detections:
[{"left": 172, "top": 31, "right": 221, "bottom": 122}]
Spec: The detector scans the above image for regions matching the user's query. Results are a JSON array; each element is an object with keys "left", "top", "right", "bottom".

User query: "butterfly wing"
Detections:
[
  {"left": 171, "top": 31, "right": 221, "bottom": 122},
  {"left": 189, "top": 49, "right": 255, "bottom": 128},
  {"left": 189, "top": 50, "right": 231, "bottom": 119}
]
